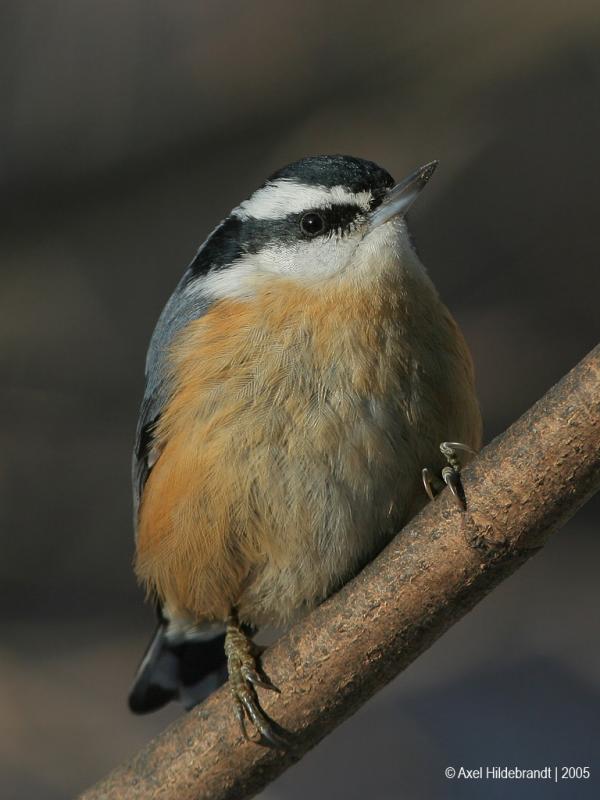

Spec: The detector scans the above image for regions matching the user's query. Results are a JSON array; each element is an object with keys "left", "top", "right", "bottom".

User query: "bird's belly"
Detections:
[{"left": 233, "top": 393, "right": 426, "bottom": 627}]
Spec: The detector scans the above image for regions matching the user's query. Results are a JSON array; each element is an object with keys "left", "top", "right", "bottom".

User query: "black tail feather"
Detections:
[{"left": 128, "top": 623, "right": 227, "bottom": 714}]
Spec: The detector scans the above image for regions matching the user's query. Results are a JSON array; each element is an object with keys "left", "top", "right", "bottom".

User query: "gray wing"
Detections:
[{"left": 132, "top": 266, "right": 214, "bottom": 526}]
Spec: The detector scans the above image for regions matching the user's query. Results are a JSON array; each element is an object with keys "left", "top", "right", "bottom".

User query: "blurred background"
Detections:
[{"left": 1, "top": 1, "right": 599, "bottom": 797}]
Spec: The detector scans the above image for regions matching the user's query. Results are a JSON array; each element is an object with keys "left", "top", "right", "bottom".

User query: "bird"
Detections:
[{"left": 128, "top": 154, "right": 482, "bottom": 746}]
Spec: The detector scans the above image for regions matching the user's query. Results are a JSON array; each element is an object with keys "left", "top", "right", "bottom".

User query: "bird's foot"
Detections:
[
  {"left": 225, "top": 610, "right": 289, "bottom": 749},
  {"left": 422, "top": 441, "right": 476, "bottom": 511}
]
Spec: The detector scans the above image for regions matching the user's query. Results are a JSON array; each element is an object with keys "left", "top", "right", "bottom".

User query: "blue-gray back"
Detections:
[{"left": 132, "top": 261, "right": 214, "bottom": 526}]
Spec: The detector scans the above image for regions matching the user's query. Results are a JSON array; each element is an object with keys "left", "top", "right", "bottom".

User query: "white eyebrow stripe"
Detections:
[{"left": 233, "top": 179, "right": 373, "bottom": 221}]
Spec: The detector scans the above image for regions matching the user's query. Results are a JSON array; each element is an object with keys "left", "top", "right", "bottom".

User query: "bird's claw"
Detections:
[
  {"left": 225, "top": 612, "right": 290, "bottom": 749},
  {"left": 440, "top": 441, "right": 476, "bottom": 466},
  {"left": 241, "top": 664, "right": 281, "bottom": 693},
  {"left": 442, "top": 465, "right": 466, "bottom": 510},
  {"left": 422, "top": 441, "right": 476, "bottom": 511},
  {"left": 422, "top": 467, "right": 442, "bottom": 502}
]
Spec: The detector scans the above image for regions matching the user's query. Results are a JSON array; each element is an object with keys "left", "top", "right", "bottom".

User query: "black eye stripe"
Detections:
[{"left": 186, "top": 203, "right": 368, "bottom": 282}]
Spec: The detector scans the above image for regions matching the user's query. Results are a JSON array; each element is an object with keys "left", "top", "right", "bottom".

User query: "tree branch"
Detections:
[{"left": 81, "top": 344, "right": 600, "bottom": 800}]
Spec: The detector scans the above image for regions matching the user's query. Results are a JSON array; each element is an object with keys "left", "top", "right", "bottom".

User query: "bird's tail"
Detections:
[{"left": 128, "top": 622, "right": 227, "bottom": 713}]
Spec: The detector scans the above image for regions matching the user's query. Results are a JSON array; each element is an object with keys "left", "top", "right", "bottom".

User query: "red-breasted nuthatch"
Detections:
[{"left": 129, "top": 155, "right": 482, "bottom": 746}]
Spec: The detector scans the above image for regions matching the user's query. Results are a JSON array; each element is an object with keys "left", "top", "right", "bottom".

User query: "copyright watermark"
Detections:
[{"left": 444, "top": 766, "right": 591, "bottom": 782}]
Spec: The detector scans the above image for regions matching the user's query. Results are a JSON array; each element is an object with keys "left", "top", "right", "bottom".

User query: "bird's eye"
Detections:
[{"left": 300, "top": 211, "right": 325, "bottom": 237}]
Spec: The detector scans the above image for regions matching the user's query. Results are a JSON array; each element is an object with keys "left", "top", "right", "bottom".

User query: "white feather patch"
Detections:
[{"left": 233, "top": 179, "right": 372, "bottom": 221}]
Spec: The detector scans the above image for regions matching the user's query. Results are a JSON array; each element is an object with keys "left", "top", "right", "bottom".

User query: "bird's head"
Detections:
[{"left": 187, "top": 155, "right": 437, "bottom": 299}]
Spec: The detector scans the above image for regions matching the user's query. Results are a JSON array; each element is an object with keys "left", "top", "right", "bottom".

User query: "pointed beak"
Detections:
[{"left": 367, "top": 160, "right": 438, "bottom": 231}]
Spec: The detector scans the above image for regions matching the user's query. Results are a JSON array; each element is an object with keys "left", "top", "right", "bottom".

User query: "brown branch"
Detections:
[{"left": 81, "top": 344, "right": 600, "bottom": 800}]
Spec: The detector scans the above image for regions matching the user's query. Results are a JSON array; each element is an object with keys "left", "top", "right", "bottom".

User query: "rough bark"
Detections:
[{"left": 81, "top": 344, "right": 600, "bottom": 800}]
